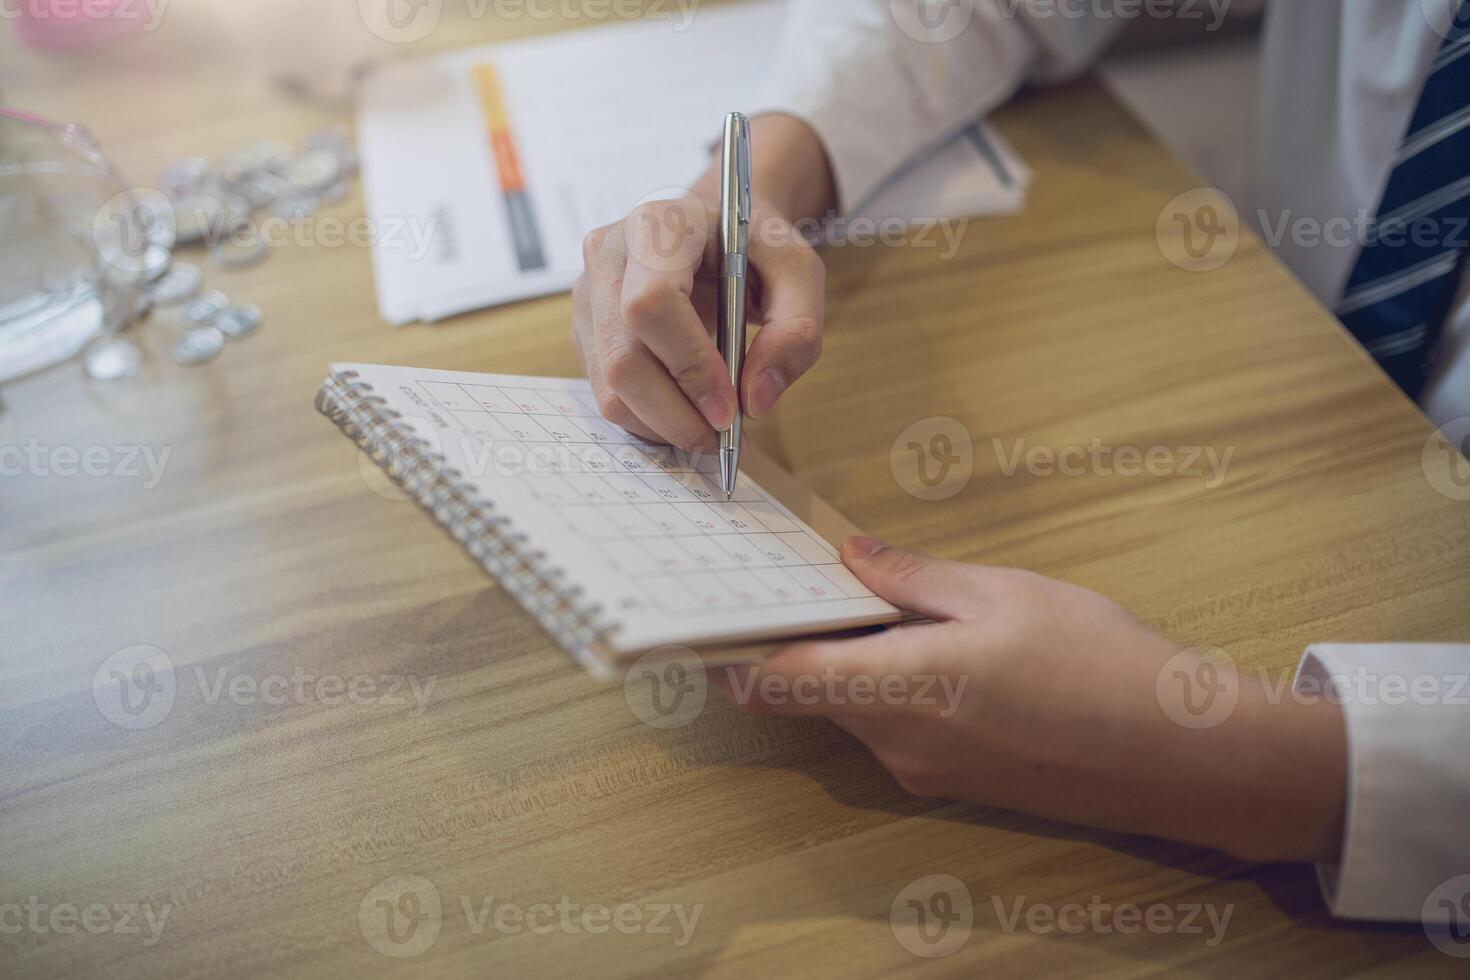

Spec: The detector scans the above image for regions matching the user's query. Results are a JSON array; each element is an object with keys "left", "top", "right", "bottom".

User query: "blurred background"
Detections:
[
  {"left": 0, "top": 0, "right": 1269, "bottom": 388},
  {"left": 1, "top": 0, "right": 1267, "bottom": 198}
]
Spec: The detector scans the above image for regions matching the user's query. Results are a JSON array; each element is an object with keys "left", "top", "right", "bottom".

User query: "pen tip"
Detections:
[{"left": 719, "top": 448, "right": 734, "bottom": 500}]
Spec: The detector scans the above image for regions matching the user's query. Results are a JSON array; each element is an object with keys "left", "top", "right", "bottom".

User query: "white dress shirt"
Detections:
[
  {"left": 758, "top": 0, "right": 1470, "bottom": 924},
  {"left": 758, "top": 0, "right": 1470, "bottom": 429}
]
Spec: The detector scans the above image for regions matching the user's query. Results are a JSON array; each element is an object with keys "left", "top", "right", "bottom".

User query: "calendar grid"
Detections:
[{"left": 415, "top": 378, "right": 875, "bottom": 616}]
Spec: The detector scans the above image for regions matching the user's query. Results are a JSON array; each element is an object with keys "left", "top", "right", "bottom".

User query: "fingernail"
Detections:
[
  {"left": 697, "top": 393, "right": 734, "bottom": 431},
  {"left": 844, "top": 535, "right": 884, "bottom": 558},
  {"left": 748, "top": 368, "right": 788, "bottom": 418}
]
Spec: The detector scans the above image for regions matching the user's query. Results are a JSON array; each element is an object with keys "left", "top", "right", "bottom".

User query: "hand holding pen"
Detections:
[{"left": 570, "top": 115, "right": 832, "bottom": 458}]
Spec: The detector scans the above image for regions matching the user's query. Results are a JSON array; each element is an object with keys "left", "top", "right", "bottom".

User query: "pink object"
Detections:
[{"left": 12, "top": 0, "right": 144, "bottom": 51}]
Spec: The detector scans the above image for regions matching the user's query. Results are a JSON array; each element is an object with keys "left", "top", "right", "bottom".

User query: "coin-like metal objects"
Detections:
[
  {"left": 172, "top": 325, "right": 226, "bottom": 365},
  {"left": 215, "top": 303, "right": 262, "bottom": 339},
  {"left": 84, "top": 337, "right": 144, "bottom": 380},
  {"left": 181, "top": 289, "right": 228, "bottom": 328},
  {"left": 148, "top": 262, "right": 204, "bottom": 306}
]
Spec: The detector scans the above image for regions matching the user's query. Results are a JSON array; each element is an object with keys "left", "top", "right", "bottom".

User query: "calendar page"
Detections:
[{"left": 334, "top": 364, "right": 901, "bottom": 654}]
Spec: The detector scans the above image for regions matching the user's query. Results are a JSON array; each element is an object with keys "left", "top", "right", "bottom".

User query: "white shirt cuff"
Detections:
[
  {"left": 750, "top": 2, "right": 1036, "bottom": 211},
  {"left": 1294, "top": 643, "right": 1470, "bottom": 922},
  {"left": 750, "top": 1, "right": 1125, "bottom": 211}
]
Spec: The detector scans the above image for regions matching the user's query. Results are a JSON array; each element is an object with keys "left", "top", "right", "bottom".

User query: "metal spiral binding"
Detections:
[{"left": 315, "top": 370, "right": 615, "bottom": 669}]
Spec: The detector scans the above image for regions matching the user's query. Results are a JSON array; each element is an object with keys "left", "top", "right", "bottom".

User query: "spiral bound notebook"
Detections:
[{"left": 317, "top": 364, "right": 902, "bottom": 677}]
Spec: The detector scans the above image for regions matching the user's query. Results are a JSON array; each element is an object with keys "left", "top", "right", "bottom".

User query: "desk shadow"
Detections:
[{"left": 646, "top": 705, "right": 1431, "bottom": 974}]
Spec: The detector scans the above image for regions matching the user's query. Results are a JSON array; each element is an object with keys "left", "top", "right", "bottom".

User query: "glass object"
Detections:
[{"left": 0, "top": 108, "right": 157, "bottom": 384}]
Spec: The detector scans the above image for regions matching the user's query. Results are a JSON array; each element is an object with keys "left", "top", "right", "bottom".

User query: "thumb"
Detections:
[{"left": 841, "top": 536, "right": 988, "bottom": 622}]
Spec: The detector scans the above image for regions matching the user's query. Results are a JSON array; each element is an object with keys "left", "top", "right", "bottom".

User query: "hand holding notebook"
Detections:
[{"left": 318, "top": 364, "right": 902, "bottom": 676}]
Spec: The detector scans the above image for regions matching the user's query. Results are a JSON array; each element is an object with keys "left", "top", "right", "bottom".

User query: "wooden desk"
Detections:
[{"left": 3, "top": 6, "right": 1467, "bottom": 978}]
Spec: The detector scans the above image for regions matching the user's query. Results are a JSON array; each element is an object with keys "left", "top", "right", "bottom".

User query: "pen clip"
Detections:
[{"left": 736, "top": 115, "right": 752, "bottom": 225}]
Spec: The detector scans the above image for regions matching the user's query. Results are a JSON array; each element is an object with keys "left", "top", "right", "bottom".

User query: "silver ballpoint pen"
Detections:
[{"left": 717, "top": 112, "right": 752, "bottom": 500}]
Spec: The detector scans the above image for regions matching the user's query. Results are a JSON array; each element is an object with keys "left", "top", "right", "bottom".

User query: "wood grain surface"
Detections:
[{"left": 2, "top": 4, "right": 1467, "bottom": 977}]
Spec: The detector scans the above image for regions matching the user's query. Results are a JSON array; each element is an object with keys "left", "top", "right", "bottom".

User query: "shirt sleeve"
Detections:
[
  {"left": 1293, "top": 643, "right": 1470, "bottom": 922},
  {"left": 751, "top": 0, "right": 1125, "bottom": 210}
]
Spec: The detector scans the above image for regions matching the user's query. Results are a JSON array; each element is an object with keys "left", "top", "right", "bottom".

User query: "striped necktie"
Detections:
[{"left": 1337, "top": 2, "right": 1470, "bottom": 400}]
